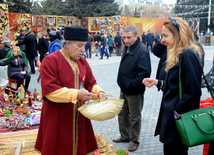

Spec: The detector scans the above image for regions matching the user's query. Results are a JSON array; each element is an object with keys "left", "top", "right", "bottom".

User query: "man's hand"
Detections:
[
  {"left": 20, "top": 71, "right": 26, "bottom": 75},
  {"left": 98, "top": 91, "right": 107, "bottom": 101},
  {"left": 77, "top": 88, "right": 97, "bottom": 102},
  {"left": 142, "top": 78, "right": 158, "bottom": 88}
]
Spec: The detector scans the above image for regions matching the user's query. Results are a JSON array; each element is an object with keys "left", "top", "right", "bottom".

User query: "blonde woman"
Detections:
[
  {"left": 0, "top": 46, "right": 31, "bottom": 93},
  {"left": 142, "top": 18, "right": 202, "bottom": 155}
]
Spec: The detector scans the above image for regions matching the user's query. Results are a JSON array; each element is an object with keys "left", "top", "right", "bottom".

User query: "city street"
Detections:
[{"left": 28, "top": 45, "right": 213, "bottom": 155}]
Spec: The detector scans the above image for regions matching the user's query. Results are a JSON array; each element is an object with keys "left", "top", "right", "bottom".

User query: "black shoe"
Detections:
[
  {"left": 30, "top": 71, "right": 35, "bottom": 74},
  {"left": 99, "top": 58, "right": 103, "bottom": 60},
  {"left": 95, "top": 55, "right": 98, "bottom": 57},
  {"left": 107, "top": 56, "right": 109, "bottom": 59}
]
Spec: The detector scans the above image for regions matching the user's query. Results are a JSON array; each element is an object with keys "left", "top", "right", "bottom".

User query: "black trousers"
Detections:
[
  {"left": 10, "top": 73, "right": 31, "bottom": 91},
  {"left": 208, "top": 142, "right": 214, "bottom": 155},
  {"left": 29, "top": 58, "right": 35, "bottom": 73},
  {"left": 164, "top": 143, "right": 188, "bottom": 155}
]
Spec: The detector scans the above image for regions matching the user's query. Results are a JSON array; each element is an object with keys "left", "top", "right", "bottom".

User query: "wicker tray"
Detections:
[{"left": 78, "top": 95, "right": 124, "bottom": 121}]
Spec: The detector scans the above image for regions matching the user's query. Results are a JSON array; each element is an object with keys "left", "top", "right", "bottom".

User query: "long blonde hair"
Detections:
[
  {"left": 13, "top": 46, "right": 22, "bottom": 56},
  {"left": 164, "top": 18, "right": 201, "bottom": 72}
]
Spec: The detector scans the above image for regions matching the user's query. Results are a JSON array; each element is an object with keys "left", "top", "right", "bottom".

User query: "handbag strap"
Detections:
[{"left": 179, "top": 54, "right": 214, "bottom": 101}]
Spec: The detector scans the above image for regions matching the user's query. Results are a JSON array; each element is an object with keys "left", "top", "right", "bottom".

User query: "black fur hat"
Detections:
[{"left": 64, "top": 26, "right": 88, "bottom": 41}]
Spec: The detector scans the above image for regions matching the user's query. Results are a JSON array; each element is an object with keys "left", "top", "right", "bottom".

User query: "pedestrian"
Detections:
[
  {"left": 104, "top": 35, "right": 109, "bottom": 56},
  {"left": 141, "top": 31, "right": 147, "bottom": 45},
  {"left": 146, "top": 30, "right": 154, "bottom": 51},
  {"left": 0, "top": 38, "right": 12, "bottom": 59},
  {"left": 107, "top": 35, "right": 114, "bottom": 56},
  {"left": 0, "top": 46, "right": 31, "bottom": 93},
  {"left": 37, "top": 33, "right": 48, "bottom": 62},
  {"left": 155, "top": 31, "right": 160, "bottom": 44},
  {"left": 49, "top": 31, "right": 63, "bottom": 54},
  {"left": 15, "top": 29, "right": 26, "bottom": 53},
  {"left": 114, "top": 32, "right": 122, "bottom": 56},
  {"left": 94, "top": 32, "right": 101, "bottom": 56},
  {"left": 113, "top": 26, "right": 151, "bottom": 152},
  {"left": 85, "top": 32, "right": 94, "bottom": 58},
  {"left": 99, "top": 33, "right": 109, "bottom": 59},
  {"left": 142, "top": 17, "right": 203, "bottom": 155},
  {"left": 16, "top": 29, "right": 38, "bottom": 74},
  {"left": 35, "top": 26, "right": 107, "bottom": 155}
]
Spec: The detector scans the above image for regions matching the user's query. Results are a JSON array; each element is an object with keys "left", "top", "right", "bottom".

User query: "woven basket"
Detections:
[{"left": 78, "top": 95, "right": 124, "bottom": 121}]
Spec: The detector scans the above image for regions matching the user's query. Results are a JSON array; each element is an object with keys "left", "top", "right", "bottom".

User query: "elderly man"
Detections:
[
  {"left": 35, "top": 26, "right": 107, "bottom": 155},
  {"left": 113, "top": 26, "right": 151, "bottom": 152},
  {"left": 37, "top": 33, "right": 48, "bottom": 62}
]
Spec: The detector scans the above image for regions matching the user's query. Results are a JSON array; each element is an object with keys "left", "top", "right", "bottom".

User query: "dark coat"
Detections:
[
  {"left": 155, "top": 33, "right": 160, "bottom": 43},
  {"left": 0, "top": 55, "right": 28, "bottom": 78},
  {"left": 114, "top": 35, "right": 122, "bottom": 46},
  {"left": 37, "top": 37, "right": 48, "bottom": 54},
  {"left": 146, "top": 33, "right": 154, "bottom": 44},
  {"left": 152, "top": 41, "right": 167, "bottom": 80},
  {"left": 16, "top": 33, "right": 38, "bottom": 59},
  {"left": 0, "top": 45, "right": 11, "bottom": 59},
  {"left": 142, "top": 34, "right": 147, "bottom": 45},
  {"left": 101, "top": 36, "right": 106, "bottom": 46},
  {"left": 94, "top": 34, "right": 101, "bottom": 43},
  {"left": 155, "top": 49, "right": 202, "bottom": 144},
  {"left": 16, "top": 34, "right": 26, "bottom": 51},
  {"left": 117, "top": 37, "right": 151, "bottom": 95}
]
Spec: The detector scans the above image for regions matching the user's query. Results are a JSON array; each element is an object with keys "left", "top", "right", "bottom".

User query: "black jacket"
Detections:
[
  {"left": 94, "top": 34, "right": 101, "bottom": 43},
  {"left": 114, "top": 35, "right": 122, "bottom": 46},
  {"left": 16, "top": 33, "right": 38, "bottom": 59},
  {"left": 152, "top": 41, "right": 167, "bottom": 80},
  {"left": 117, "top": 37, "right": 151, "bottom": 95},
  {"left": 37, "top": 37, "right": 48, "bottom": 54},
  {"left": 142, "top": 34, "right": 147, "bottom": 45},
  {"left": 155, "top": 49, "right": 202, "bottom": 144},
  {"left": 146, "top": 33, "right": 154, "bottom": 44},
  {"left": 101, "top": 36, "right": 106, "bottom": 46},
  {"left": 0, "top": 45, "right": 11, "bottom": 59},
  {"left": 16, "top": 34, "right": 26, "bottom": 51}
]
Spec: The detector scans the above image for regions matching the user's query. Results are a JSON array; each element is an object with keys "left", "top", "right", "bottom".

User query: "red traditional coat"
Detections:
[{"left": 35, "top": 50, "right": 98, "bottom": 155}]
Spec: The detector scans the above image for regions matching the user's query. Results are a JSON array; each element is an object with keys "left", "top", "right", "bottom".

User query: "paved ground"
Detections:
[{"left": 28, "top": 45, "right": 213, "bottom": 155}]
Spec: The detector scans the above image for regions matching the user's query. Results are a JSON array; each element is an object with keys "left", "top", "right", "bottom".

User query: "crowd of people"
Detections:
[{"left": 0, "top": 17, "right": 213, "bottom": 155}]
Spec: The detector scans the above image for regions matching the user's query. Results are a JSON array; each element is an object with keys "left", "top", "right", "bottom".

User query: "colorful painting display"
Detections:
[
  {"left": 100, "top": 17, "right": 112, "bottom": 27},
  {"left": 36, "top": 17, "right": 43, "bottom": 27},
  {"left": 114, "top": 24, "right": 120, "bottom": 32},
  {"left": 113, "top": 16, "right": 121, "bottom": 23},
  {"left": 107, "top": 26, "right": 112, "bottom": 33},
  {"left": 81, "top": 18, "right": 88, "bottom": 28},
  {"left": 67, "top": 18, "right": 73, "bottom": 26},
  {"left": 101, "top": 27, "right": 106, "bottom": 34},
  {"left": 58, "top": 17, "right": 66, "bottom": 25},
  {"left": 74, "top": 18, "right": 79, "bottom": 26},
  {"left": 0, "top": 4, "right": 9, "bottom": 39},
  {"left": 91, "top": 18, "right": 99, "bottom": 31},
  {"left": 46, "top": 16, "right": 56, "bottom": 27}
]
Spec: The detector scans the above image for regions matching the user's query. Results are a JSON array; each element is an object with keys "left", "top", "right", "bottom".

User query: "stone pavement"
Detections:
[{"left": 28, "top": 46, "right": 213, "bottom": 155}]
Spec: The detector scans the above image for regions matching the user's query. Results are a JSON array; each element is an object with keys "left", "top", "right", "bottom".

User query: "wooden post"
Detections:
[{"left": 15, "top": 143, "right": 22, "bottom": 155}]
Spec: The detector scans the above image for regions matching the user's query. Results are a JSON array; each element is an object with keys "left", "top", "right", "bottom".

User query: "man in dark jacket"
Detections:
[
  {"left": 99, "top": 33, "right": 109, "bottom": 60},
  {"left": 113, "top": 26, "right": 151, "bottom": 152},
  {"left": 114, "top": 32, "right": 122, "bottom": 56},
  {"left": 94, "top": 32, "right": 101, "bottom": 56},
  {"left": 141, "top": 31, "right": 147, "bottom": 45},
  {"left": 146, "top": 30, "right": 154, "bottom": 51},
  {"left": 37, "top": 33, "right": 48, "bottom": 62},
  {"left": 16, "top": 29, "right": 38, "bottom": 74},
  {"left": 16, "top": 29, "right": 26, "bottom": 53},
  {"left": 0, "top": 39, "right": 12, "bottom": 59}
]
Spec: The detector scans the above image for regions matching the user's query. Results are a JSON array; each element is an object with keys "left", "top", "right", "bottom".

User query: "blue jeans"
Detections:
[
  {"left": 116, "top": 46, "right": 122, "bottom": 56},
  {"left": 10, "top": 73, "right": 31, "bottom": 91},
  {"left": 100, "top": 46, "right": 109, "bottom": 59},
  {"left": 147, "top": 42, "right": 153, "bottom": 51},
  {"left": 81, "top": 53, "right": 87, "bottom": 58},
  {"left": 85, "top": 43, "right": 92, "bottom": 58},
  {"left": 96, "top": 46, "right": 101, "bottom": 56}
]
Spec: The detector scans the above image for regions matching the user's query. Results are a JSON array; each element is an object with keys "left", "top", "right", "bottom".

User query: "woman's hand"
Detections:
[
  {"left": 142, "top": 78, "right": 158, "bottom": 88},
  {"left": 20, "top": 71, "right": 26, "bottom": 75},
  {"left": 98, "top": 91, "right": 107, "bottom": 101}
]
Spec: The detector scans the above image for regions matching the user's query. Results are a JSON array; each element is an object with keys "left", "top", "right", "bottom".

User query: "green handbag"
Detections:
[{"left": 175, "top": 57, "right": 214, "bottom": 147}]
